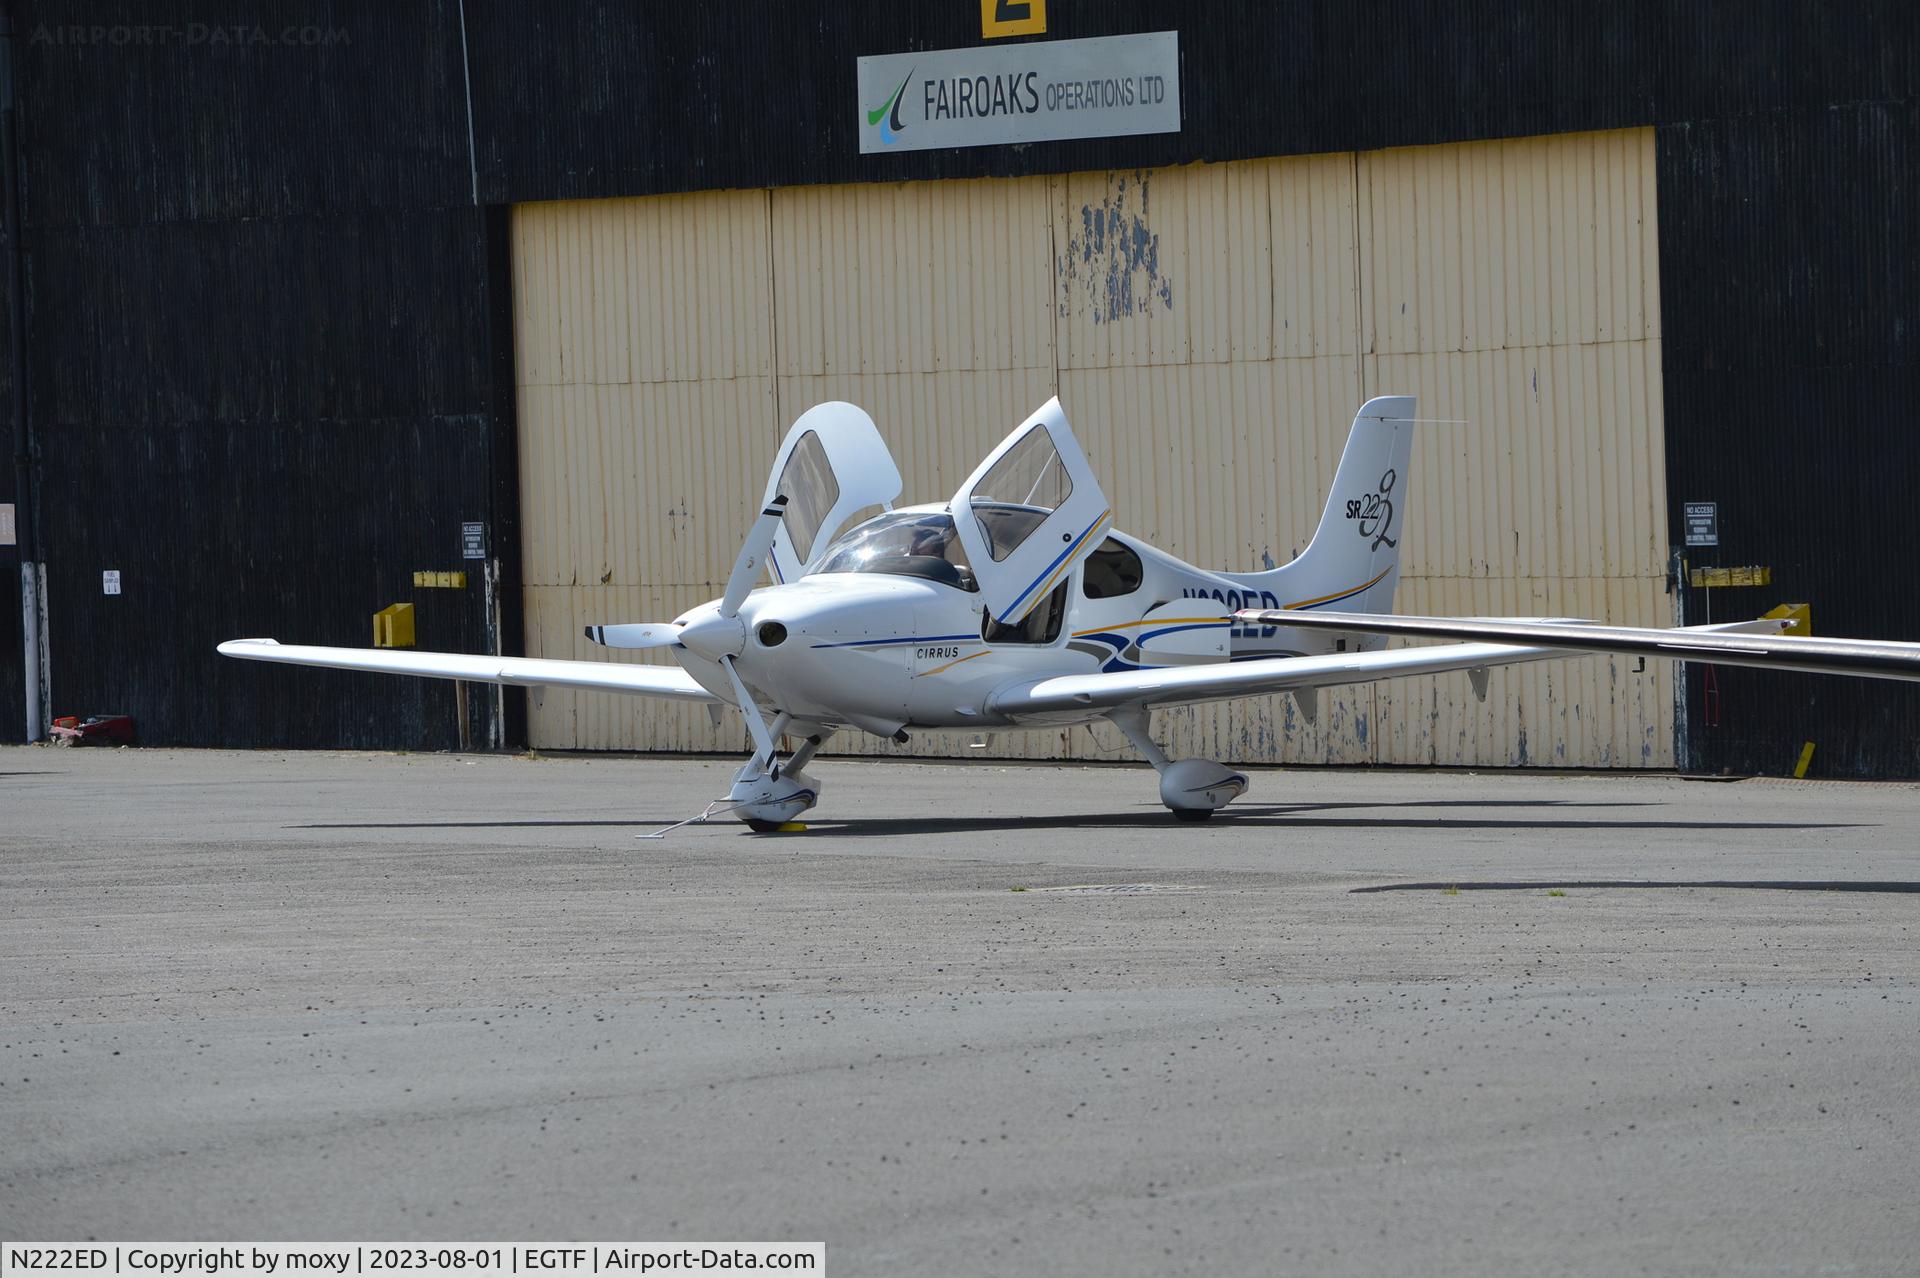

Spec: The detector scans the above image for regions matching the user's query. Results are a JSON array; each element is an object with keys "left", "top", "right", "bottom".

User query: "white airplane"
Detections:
[{"left": 221, "top": 397, "right": 1920, "bottom": 829}]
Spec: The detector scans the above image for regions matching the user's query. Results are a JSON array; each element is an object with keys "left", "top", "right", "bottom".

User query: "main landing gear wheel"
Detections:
[
  {"left": 1157, "top": 759, "right": 1249, "bottom": 820},
  {"left": 1106, "top": 709, "right": 1249, "bottom": 822}
]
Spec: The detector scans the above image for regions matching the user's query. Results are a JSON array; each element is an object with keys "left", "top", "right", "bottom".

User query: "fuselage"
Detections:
[{"left": 671, "top": 504, "right": 1365, "bottom": 735}]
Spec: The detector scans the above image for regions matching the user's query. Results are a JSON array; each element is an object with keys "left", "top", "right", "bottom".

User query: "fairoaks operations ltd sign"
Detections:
[{"left": 857, "top": 31, "right": 1179, "bottom": 153}]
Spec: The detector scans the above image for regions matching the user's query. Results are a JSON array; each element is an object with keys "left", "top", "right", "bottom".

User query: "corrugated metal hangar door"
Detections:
[{"left": 511, "top": 128, "right": 1671, "bottom": 767}]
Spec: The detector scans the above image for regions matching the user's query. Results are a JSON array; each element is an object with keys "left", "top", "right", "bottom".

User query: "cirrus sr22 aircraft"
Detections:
[{"left": 222, "top": 397, "right": 1920, "bottom": 830}]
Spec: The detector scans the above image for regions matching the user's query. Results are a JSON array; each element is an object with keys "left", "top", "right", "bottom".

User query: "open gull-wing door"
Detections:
[
  {"left": 950, "top": 397, "right": 1113, "bottom": 625},
  {"left": 763, "top": 402, "right": 904, "bottom": 583}
]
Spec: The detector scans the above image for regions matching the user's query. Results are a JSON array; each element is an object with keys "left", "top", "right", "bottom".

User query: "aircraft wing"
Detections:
[
  {"left": 1231, "top": 610, "right": 1920, "bottom": 684},
  {"left": 217, "top": 639, "right": 721, "bottom": 702},
  {"left": 986, "top": 639, "right": 1573, "bottom": 720},
  {"left": 985, "top": 618, "right": 1799, "bottom": 720}
]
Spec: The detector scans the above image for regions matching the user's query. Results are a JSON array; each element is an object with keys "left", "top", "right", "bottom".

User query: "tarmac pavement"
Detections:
[{"left": 3, "top": 747, "right": 1917, "bottom": 1275}]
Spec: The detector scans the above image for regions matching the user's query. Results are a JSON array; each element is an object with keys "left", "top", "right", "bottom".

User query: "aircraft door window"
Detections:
[
  {"left": 1081, "top": 538, "right": 1143, "bottom": 599},
  {"left": 775, "top": 430, "right": 840, "bottom": 563},
  {"left": 982, "top": 580, "right": 1069, "bottom": 645},
  {"left": 967, "top": 429, "right": 1072, "bottom": 561}
]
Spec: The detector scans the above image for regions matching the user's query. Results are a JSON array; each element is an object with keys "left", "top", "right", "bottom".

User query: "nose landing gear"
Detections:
[
  {"left": 730, "top": 728, "right": 833, "bottom": 831},
  {"left": 730, "top": 767, "right": 820, "bottom": 831}
]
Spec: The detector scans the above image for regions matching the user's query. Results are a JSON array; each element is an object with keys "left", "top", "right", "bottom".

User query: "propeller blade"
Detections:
[
  {"left": 583, "top": 623, "right": 683, "bottom": 650},
  {"left": 720, "top": 495, "right": 789, "bottom": 619},
  {"left": 721, "top": 654, "right": 777, "bottom": 763}
]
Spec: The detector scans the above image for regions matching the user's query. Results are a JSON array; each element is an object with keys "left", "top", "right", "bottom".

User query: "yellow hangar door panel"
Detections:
[
  {"left": 511, "top": 192, "right": 778, "bottom": 753},
  {"left": 767, "top": 175, "right": 1065, "bottom": 762},
  {"left": 1051, "top": 154, "right": 1382, "bottom": 768},
  {"left": 1359, "top": 129, "right": 1671, "bottom": 768}
]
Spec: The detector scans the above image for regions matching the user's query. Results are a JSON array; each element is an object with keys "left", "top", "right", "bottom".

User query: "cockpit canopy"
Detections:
[
  {"left": 812, "top": 506, "right": 1057, "bottom": 591},
  {"left": 813, "top": 511, "right": 978, "bottom": 590}
]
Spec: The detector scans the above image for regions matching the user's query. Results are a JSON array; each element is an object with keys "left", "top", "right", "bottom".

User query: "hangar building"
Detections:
[{"left": 3, "top": 2, "right": 1916, "bottom": 778}]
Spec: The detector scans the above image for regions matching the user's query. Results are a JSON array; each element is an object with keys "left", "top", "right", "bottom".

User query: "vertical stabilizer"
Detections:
[{"left": 1226, "top": 396, "right": 1415, "bottom": 620}]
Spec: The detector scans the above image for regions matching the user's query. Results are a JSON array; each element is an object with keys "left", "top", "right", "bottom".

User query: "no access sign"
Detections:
[{"left": 1684, "top": 502, "right": 1718, "bottom": 547}]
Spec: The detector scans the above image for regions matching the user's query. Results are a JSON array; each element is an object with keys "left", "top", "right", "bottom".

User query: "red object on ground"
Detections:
[{"left": 49, "top": 714, "right": 137, "bottom": 746}]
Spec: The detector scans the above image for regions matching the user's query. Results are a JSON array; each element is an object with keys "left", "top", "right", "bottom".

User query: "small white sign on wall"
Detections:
[
  {"left": 103, "top": 569, "right": 121, "bottom": 595},
  {"left": 0, "top": 502, "right": 15, "bottom": 545},
  {"left": 857, "top": 31, "right": 1181, "bottom": 154},
  {"left": 1684, "top": 501, "right": 1719, "bottom": 547}
]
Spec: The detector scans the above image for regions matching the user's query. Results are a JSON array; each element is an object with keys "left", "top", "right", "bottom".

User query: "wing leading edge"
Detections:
[
  {"left": 988, "top": 640, "right": 1567, "bottom": 721},
  {"left": 217, "top": 639, "right": 720, "bottom": 702},
  {"left": 986, "top": 618, "right": 1797, "bottom": 721},
  {"left": 1232, "top": 610, "right": 1920, "bottom": 684}
]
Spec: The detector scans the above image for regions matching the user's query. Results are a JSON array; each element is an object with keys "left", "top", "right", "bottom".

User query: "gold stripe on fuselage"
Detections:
[
  {"left": 915, "top": 649, "right": 994, "bottom": 678},
  {"left": 1283, "top": 566, "right": 1391, "bottom": 611}
]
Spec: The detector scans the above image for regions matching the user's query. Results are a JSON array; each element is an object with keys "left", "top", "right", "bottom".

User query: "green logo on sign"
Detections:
[{"left": 866, "top": 67, "right": 913, "bottom": 145}]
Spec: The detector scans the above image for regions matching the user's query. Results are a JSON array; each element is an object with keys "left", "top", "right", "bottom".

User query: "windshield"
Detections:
[{"left": 814, "top": 512, "right": 979, "bottom": 591}]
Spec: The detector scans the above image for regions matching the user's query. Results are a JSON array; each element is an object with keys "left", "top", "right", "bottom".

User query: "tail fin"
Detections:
[{"left": 1226, "top": 395, "right": 1415, "bottom": 618}]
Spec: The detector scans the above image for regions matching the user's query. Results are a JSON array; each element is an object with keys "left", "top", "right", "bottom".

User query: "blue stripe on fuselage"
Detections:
[{"left": 809, "top": 633, "right": 978, "bottom": 650}]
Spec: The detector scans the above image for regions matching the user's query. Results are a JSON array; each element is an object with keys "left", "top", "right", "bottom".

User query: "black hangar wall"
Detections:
[
  {"left": 1659, "top": 97, "right": 1920, "bottom": 777},
  {"left": 7, "top": 0, "right": 523, "bottom": 749}
]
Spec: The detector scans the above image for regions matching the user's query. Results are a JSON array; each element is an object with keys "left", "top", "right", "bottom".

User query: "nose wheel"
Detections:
[
  {"left": 729, "top": 767, "right": 821, "bottom": 829},
  {"left": 728, "top": 728, "right": 833, "bottom": 832},
  {"left": 730, "top": 772, "right": 820, "bottom": 830}
]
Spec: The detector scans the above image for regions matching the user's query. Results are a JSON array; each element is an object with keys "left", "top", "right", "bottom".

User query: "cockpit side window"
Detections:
[
  {"left": 1081, "top": 537, "right": 1143, "bottom": 599},
  {"left": 982, "top": 580, "right": 1069, "bottom": 645}
]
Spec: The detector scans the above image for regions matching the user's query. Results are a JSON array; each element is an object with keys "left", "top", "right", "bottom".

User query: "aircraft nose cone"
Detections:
[{"left": 676, "top": 611, "right": 747, "bottom": 659}]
